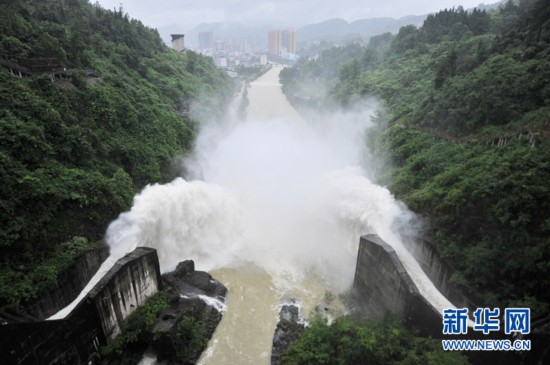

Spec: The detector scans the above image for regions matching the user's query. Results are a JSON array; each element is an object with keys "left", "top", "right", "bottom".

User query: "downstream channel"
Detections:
[
  {"left": 101, "top": 65, "right": 465, "bottom": 363},
  {"left": 197, "top": 66, "right": 332, "bottom": 364}
]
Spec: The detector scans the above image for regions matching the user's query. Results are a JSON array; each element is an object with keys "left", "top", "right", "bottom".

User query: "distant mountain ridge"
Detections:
[
  {"left": 173, "top": 2, "right": 503, "bottom": 49},
  {"left": 297, "top": 16, "right": 427, "bottom": 41},
  {"left": 176, "top": 16, "right": 427, "bottom": 49}
]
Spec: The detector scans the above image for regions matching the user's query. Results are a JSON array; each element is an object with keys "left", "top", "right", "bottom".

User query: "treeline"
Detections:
[
  {"left": 0, "top": 0, "right": 234, "bottom": 310},
  {"left": 280, "top": 316, "right": 468, "bottom": 365},
  {"left": 282, "top": 0, "right": 549, "bottom": 316}
]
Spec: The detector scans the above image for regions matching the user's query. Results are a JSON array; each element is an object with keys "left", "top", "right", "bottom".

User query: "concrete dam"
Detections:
[
  {"left": 1, "top": 247, "right": 161, "bottom": 364},
  {"left": 101, "top": 66, "right": 477, "bottom": 363},
  {"left": 1, "top": 236, "right": 467, "bottom": 364},
  {"left": 1, "top": 66, "right": 496, "bottom": 364},
  {"left": 353, "top": 234, "right": 474, "bottom": 336}
]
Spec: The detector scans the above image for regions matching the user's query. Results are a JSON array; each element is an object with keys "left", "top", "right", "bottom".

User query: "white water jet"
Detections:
[
  {"left": 105, "top": 72, "right": 388, "bottom": 292},
  {"left": 180, "top": 294, "right": 228, "bottom": 314},
  {"left": 106, "top": 179, "right": 247, "bottom": 273}
]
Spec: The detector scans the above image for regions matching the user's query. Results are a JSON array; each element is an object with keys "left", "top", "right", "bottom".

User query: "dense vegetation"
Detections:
[
  {"left": 281, "top": 316, "right": 469, "bottom": 365},
  {"left": 282, "top": 0, "right": 549, "bottom": 315},
  {"left": 0, "top": 0, "right": 234, "bottom": 311}
]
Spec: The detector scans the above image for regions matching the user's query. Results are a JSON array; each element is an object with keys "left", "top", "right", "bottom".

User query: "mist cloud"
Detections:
[{"left": 96, "top": 0, "right": 495, "bottom": 31}]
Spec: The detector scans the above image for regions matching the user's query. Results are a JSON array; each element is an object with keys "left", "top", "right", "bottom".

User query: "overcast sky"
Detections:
[{"left": 95, "top": 0, "right": 494, "bottom": 31}]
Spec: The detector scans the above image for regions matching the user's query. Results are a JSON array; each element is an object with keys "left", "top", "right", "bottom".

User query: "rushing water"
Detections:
[{"left": 104, "top": 65, "right": 467, "bottom": 364}]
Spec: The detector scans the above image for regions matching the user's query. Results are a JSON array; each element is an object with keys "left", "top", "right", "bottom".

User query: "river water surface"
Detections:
[{"left": 197, "top": 66, "right": 334, "bottom": 365}]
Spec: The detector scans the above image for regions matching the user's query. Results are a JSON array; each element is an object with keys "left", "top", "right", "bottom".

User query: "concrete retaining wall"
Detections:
[
  {"left": 1, "top": 301, "right": 103, "bottom": 365},
  {"left": 352, "top": 234, "right": 536, "bottom": 364},
  {"left": 405, "top": 238, "right": 478, "bottom": 310},
  {"left": 353, "top": 234, "right": 443, "bottom": 336},
  {"left": 90, "top": 247, "right": 161, "bottom": 340},
  {"left": 0, "top": 247, "right": 161, "bottom": 365},
  {"left": 24, "top": 246, "right": 110, "bottom": 319}
]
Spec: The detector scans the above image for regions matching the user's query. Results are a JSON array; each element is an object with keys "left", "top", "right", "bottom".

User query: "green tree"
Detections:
[{"left": 281, "top": 317, "right": 469, "bottom": 365}]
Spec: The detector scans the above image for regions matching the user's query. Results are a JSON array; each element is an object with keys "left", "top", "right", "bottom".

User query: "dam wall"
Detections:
[
  {"left": 17, "top": 246, "right": 110, "bottom": 320},
  {"left": 0, "top": 247, "right": 161, "bottom": 365},
  {"left": 90, "top": 247, "right": 161, "bottom": 340},
  {"left": 352, "top": 235, "right": 546, "bottom": 364},
  {"left": 405, "top": 237, "right": 478, "bottom": 310},
  {"left": 1, "top": 301, "right": 103, "bottom": 365},
  {"left": 353, "top": 234, "right": 442, "bottom": 336}
]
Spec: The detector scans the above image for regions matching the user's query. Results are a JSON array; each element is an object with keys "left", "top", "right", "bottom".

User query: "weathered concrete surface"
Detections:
[
  {"left": 1, "top": 301, "right": 103, "bottom": 365},
  {"left": 90, "top": 247, "right": 162, "bottom": 340},
  {"left": 24, "top": 246, "right": 110, "bottom": 319},
  {"left": 406, "top": 237, "right": 478, "bottom": 310},
  {"left": 352, "top": 235, "right": 545, "bottom": 365},
  {"left": 353, "top": 234, "right": 442, "bottom": 336},
  {"left": 0, "top": 247, "right": 161, "bottom": 365}
]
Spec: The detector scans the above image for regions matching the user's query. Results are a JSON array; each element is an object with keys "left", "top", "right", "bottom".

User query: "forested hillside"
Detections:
[
  {"left": 0, "top": 0, "right": 234, "bottom": 311},
  {"left": 280, "top": 316, "right": 469, "bottom": 365},
  {"left": 282, "top": 0, "right": 549, "bottom": 315}
]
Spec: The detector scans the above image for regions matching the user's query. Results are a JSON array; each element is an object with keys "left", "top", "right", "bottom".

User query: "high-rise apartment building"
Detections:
[
  {"left": 283, "top": 28, "right": 296, "bottom": 54},
  {"left": 268, "top": 30, "right": 282, "bottom": 56},
  {"left": 268, "top": 28, "right": 296, "bottom": 56},
  {"left": 214, "top": 39, "right": 226, "bottom": 52}
]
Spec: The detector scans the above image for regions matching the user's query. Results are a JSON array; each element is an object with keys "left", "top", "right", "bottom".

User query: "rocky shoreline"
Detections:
[
  {"left": 152, "top": 260, "right": 227, "bottom": 364},
  {"left": 271, "top": 302, "right": 306, "bottom": 365},
  {"left": 101, "top": 260, "right": 227, "bottom": 365}
]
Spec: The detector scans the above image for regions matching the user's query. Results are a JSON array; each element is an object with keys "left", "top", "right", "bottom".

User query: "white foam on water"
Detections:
[{"left": 180, "top": 294, "right": 228, "bottom": 314}]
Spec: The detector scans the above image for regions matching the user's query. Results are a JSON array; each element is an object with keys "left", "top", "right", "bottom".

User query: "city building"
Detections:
[
  {"left": 268, "top": 30, "right": 282, "bottom": 56},
  {"left": 214, "top": 39, "right": 226, "bottom": 52},
  {"left": 192, "top": 30, "right": 287, "bottom": 75},
  {"left": 268, "top": 28, "right": 296, "bottom": 57},
  {"left": 198, "top": 31, "right": 213, "bottom": 50},
  {"left": 283, "top": 28, "right": 296, "bottom": 54}
]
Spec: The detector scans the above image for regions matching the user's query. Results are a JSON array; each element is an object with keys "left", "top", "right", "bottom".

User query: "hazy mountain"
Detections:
[
  {"left": 160, "top": 2, "right": 502, "bottom": 49},
  {"left": 297, "top": 15, "right": 427, "bottom": 41},
  {"left": 170, "top": 16, "right": 427, "bottom": 50},
  {"left": 297, "top": 19, "right": 350, "bottom": 41},
  {"left": 471, "top": 0, "right": 507, "bottom": 11}
]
